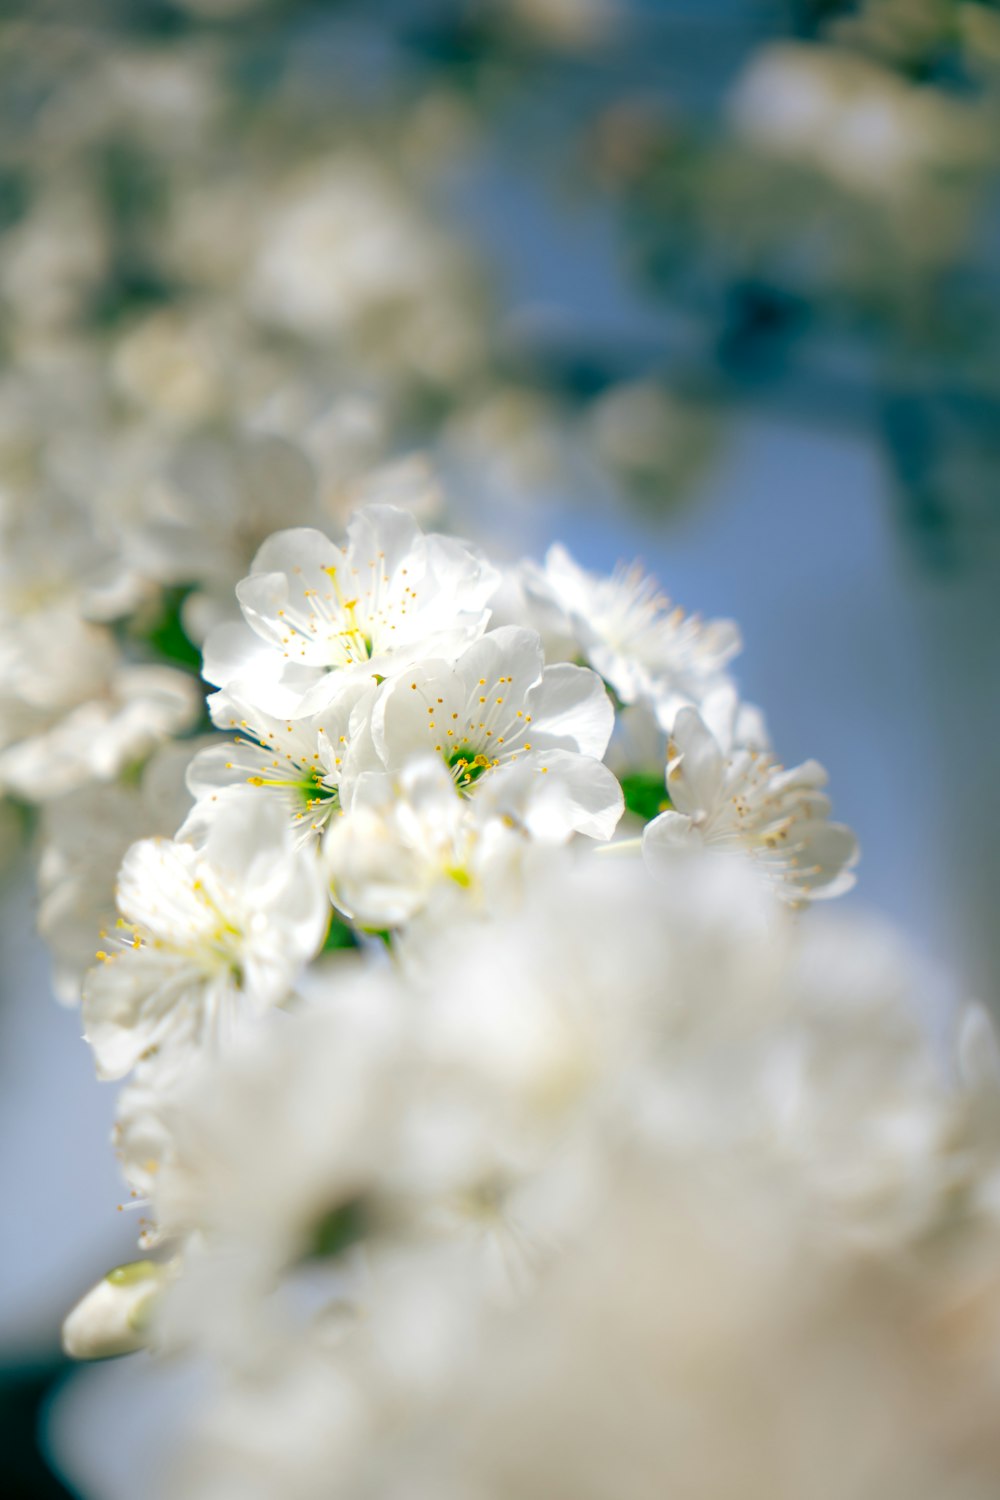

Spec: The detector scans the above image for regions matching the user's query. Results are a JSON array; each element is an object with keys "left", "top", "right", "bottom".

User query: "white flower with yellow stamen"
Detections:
[
  {"left": 516, "top": 542, "right": 740, "bottom": 726},
  {"left": 325, "top": 757, "right": 509, "bottom": 929},
  {"left": 186, "top": 678, "right": 375, "bottom": 843},
  {"left": 81, "top": 796, "right": 329, "bottom": 1081},
  {"left": 363, "top": 627, "right": 621, "bottom": 839},
  {"left": 325, "top": 753, "right": 607, "bottom": 932},
  {"left": 202, "top": 505, "right": 498, "bottom": 715},
  {"left": 642, "top": 706, "right": 858, "bottom": 903},
  {"left": 37, "top": 738, "right": 204, "bottom": 1005}
]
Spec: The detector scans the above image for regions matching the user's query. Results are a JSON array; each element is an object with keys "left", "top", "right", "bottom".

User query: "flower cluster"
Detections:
[
  {"left": 71, "top": 501, "right": 860, "bottom": 1095},
  {"left": 36, "top": 494, "right": 1000, "bottom": 1496},
  {"left": 0, "top": 11, "right": 994, "bottom": 1493}
]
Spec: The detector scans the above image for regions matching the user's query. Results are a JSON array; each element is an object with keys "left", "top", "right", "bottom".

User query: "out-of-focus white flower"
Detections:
[
  {"left": 642, "top": 705, "right": 858, "bottom": 902},
  {"left": 203, "top": 506, "right": 498, "bottom": 714},
  {"left": 124, "top": 432, "right": 319, "bottom": 638},
  {"left": 0, "top": 492, "right": 198, "bottom": 799},
  {"left": 0, "top": 185, "right": 109, "bottom": 333},
  {"left": 347, "top": 1159, "right": 1000, "bottom": 1500},
  {"left": 115, "top": 967, "right": 403, "bottom": 1258},
  {"left": 730, "top": 43, "right": 986, "bottom": 201},
  {"left": 516, "top": 543, "right": 740, "bottom": 726},
  {"left": 338, "top": 454, "right": 445, "bottom": 533},
  {"left": 440, "top": 387, "right": 580, "bottom": 536},
  {"left": 0, "top": 608, "right": 116, "bottom": 741},
  {"left": 249, "top": 154, "right": 437, "bottom": 338},
  {"left": 133, "top": 855, "right": 784, "bottom": 1283},
  {"left": 760, "top": 916, "right": 993, "bottom": 1247},
  {"left": 107, "top": 405, "right": 403, "bottom": 643},
  {"left": 146, "top": 854, "right": 1000, "bottom": 1500},
  {"left": 248, "top": 153, "right": 484, "bottom": 385},
  {"left": 37, "top": 739, "right": 202, "bottom": 1004},
  {"left": 82, "top": 796, "right": 329, "bottom": 1080},
  {"left": 0, "top": 658, "right": 199, "bottom": 803},
  {"left": 364, "top": 626, "right": 621, "bottom": 838},
  {"left": 111, "top": 310, "right": 230, "bottom": 430},
  {"left": 495, "top": 0, "right": 620, "bottom": 50},
  {"left": 102, "top": 49, "right": 221, "bottom": 149},
  {"left": 588, "top": 380, "right": 715, "bottom": 499},
  {"left": 0, "top": 495, "right": 127, "bottom": 717}
]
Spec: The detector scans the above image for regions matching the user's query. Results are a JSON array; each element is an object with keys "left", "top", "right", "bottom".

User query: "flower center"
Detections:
[
  {"left": 321, "top": 569, "right": 375, "bottom": 663},
  {"left": 446, "top": 743, "right": 494, "bottom": 790},
  {"left": 246, "top": 765, "right": 339, "bottom": 820}
]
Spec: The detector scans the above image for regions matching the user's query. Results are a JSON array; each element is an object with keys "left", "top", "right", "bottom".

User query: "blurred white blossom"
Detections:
[{"left": 82, "top": 795, "right": 328, "bottom": 1080}]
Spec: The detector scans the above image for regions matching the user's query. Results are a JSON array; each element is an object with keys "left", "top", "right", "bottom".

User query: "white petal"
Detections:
[
  {"left": 526, "top": 663, "right": 614, "bottom": 759},
  {"left": 370, "top": 661, "right": 459, "bottom": 769},
  {"left": 665, "top": 708, "right": 725, "bottom": 816},
  {"left": 456, "top": 627, "right": 545, "bottom": 698},
  {"left": 185, "top": 741, "right": 247, "bottom": 802},
  {"left": 485, "top": 750, "right": 624, "bottom": 842},
  {"left": 345, "top": 504, "right": 421, "bottom": 579},
  {"left": 82, "top": 949, "right": 203, "bottom": 1079},
  {"left": 642, "top": 810, "right": 701, "bottom": 875},
  {"left": 247, "top": 525, "right": 342, "bottom": 586},
  {"left": 202, "top": 619, "right": 311, "bottom": 708},
  {"left": 786, "top": 819, "right": 859, "bottom": 900}
]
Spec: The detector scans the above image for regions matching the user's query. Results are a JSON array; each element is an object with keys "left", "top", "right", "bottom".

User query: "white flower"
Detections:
[
  {"left": 760, "top": 916, "right": 986, "bottom": 1246},
  {"left": 149, "top": 859, "right": 1000, "bottom": 1500},
  {"left": 354, "top": 1161, "right": 1000, "bottom": 1500},
  {"left": 114, "top": 968, "right": 406, "bottom": 1257},
  {"left": 117, "top": 422, "right": 411, "bottom": 645},
  {"left": 0, "top": 608, "right": 117, "bottom": 748},
  {"left": 246, "top": 152, "right": 483, "bottom": 384},
  {"left": 0, "top": 184, "right": 108, "bottom": 334},
  {"left": 729, "top": 44, "right": 984, "bottom": 201},
  {"left": 642, "top": 706, "right": 858, "bottom": 903},
  {"left": 326, "top": 758, "right": 494, "bottom": 929},
  {"left": 187, "top": 678, "right": 374, "bottom": 843},
  {"left": 202, "top": 505, "right": 498, "bottom": 714},
  {"left": 0, "top": 660, "right": 199, "bottom": 803},
  {"left": 608, "top": 685, "right": 769, "bottom": 824},
  {"left": 500, "top": 0, "right": 618, "bottom": 50},
  {"left": 248, "top": 154, "right": 444, "bottom": 338},
  {"left": 125, "top": 430, "right": 321, "bottom": 630},
  {"left": 142, "top": 855, "right": 779, "bottom": 1280},
  {"left": 364, "top": 626, "right": 621, "bottom": 840},
  {"left": 37, "top": 739, "right": 201, "bottom": 1004},
  {"left": 82, "top": 795, "right": 329, "bottom": 1080},
  {"left": 113, "top": 1054, "right": 187, "bottom": 1242},
  {"left": 0, "top": 494, "right": 197, "bottom": 800},
  {"left": 517, "top": 542, "right": 740, "bottom": 725},
  {"left": 324, "top": 755, "right": 567, "bottom": 931}
]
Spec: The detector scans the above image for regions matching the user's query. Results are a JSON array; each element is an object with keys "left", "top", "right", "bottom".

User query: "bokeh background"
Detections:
[{"left": 0, "top": 0, "right": 998, "bottom": 1493}]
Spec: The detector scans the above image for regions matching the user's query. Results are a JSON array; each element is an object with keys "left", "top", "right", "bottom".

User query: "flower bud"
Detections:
[{"left": 61, "top": 1260, "right": 164, "bottom": 1360}]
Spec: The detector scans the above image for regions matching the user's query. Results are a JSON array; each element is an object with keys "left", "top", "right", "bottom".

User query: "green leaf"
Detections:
[
  {"left": 143, "top": 587, "right": 203, "bottom": 673},
  {"left": 620, "top": 773, "right": 671, "bottom": 822},
  {"left": 322, "top": 913, "right": 361, "bottom": 953}
]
